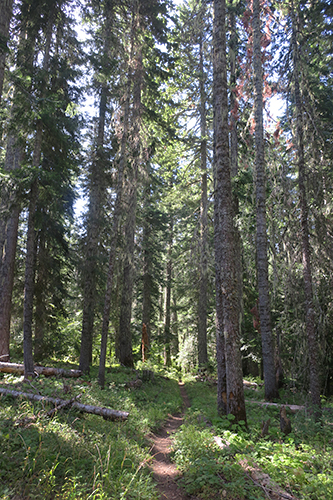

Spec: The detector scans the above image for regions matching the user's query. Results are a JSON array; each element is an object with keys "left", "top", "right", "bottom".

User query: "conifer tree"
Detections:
[
  {"left": 253, "top": 0, "right": 278, "bottom": 400},
  {"left": 213, "top": 0, "right": 246, "bottom": 423},
  {"left": 79, "top": 0, "right": 115, "bottom": 372}
]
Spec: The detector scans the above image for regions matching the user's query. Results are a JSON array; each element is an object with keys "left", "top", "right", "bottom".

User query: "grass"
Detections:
[
  {"left": 171, "top": 376, "right": 333, "bottom": 500},
  {"left": 0, "top": 362, "right": 182, "bottom": 500},
  {"left": 1, "top": 365, "right": 333, "bottom": 500}
]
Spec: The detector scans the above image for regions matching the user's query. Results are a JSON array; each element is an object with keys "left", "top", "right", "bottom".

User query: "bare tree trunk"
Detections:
[
  {"left": 34, "top": 230, "right": 47, "bottom": 361},
  {"left": 213, "top": 0, "right": 246, "bottom": 424},
  {"left": 164, "top": 221, "right": 172, "bottom": 367},
  {"left": 117, "top": 9, "right": 143, "bottom": 369},
  {"left": 291, "top": 4, "right": 321, "bottom": 413},
  {"left": 0, "top": 209, "right": 19, "bottom": 362},
  {"left": 118, "top": 167, "right": 137, "bottom": 368},
  {"left": 172, "top": 295, "right": 179, "bottom": 356},
  {"left": 253, "top": 0, "right": 278, "bottom": 400},
  {"left": 79, "top": 4, "right": 113, "bottom": 372},
  {"left": 198, "top": 31, "right": 208, "bottom": 368},
  {"left": 0, "top": 0, "right": 13, "bottom": 103},
  {"left": 229, "top": 1, "right": 243, "bottom": 324},
  {"left": 142, "top": 178, "right": 152, "bottom": 349}
]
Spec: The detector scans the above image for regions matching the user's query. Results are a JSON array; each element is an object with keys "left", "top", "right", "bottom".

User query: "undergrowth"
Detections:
[
  {"left": 171, "top": 379, "right": 333, "bottom": 500},
  {"left": 0, "top": 362, "right": 182, "bottom": 499},
  {"left": 2, "top": 364, "right": 333, "bottom": 500}
]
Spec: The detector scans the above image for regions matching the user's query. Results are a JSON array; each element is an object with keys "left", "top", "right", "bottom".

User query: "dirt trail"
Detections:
[{"left": 150, "top": 382, "right": 198, "bottom": 500}]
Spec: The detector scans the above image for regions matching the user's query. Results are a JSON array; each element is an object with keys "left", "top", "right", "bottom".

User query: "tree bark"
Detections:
[
  {"left": 253, "top": 0, "right": 278, "bottom": 400},
  {"left": 198, "top": 30, "right": 208, "bottom": 368},
  {"left": 142, "top": 179, "right": 153, "bottom": 350},
  {"left": 213, "top": 0, "right": 246, "bottom": 424},
  {"left": 229, "top": 1, "right": 243, "bottom": 324},
  {"left": 0, "top": 387, "right": 129, "bottom": 420},
  {"left": 117, "top": 10, "right": 142, "bottom": 369},
  {"left": 0, "top": 0, "right": 13, "bottom": 103},
  {"left": 0, "top": 136, "right": 22, "bottom": 362},
  {"left": 34, "top": 230, "right": 47, "bottom": 361},
  {"left": 291, "top": 3, "right": 321, "bottom": 413},
  {"left": 164, "top": 220, "right": 173, "bottom": 367}
]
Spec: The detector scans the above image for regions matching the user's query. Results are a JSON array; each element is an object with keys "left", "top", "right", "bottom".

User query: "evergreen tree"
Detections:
[
  {"left": 213, "top": 0, "right": 246, "bottom": 423},
  {"left": 253, "top": 0, "right": 278, "bottom": 400}
]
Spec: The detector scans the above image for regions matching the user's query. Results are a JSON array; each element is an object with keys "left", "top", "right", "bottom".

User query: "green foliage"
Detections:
[
  {"left": 170, "top": 379, "right": 333, "bottom": 500},
  {"left": 0, "top": 365, "right": 181, "bottom": 499}
]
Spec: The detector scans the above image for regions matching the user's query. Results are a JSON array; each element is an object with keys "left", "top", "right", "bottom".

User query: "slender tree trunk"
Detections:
[
  {"left": 198, "top": 32, "right": 208, "bottom": 368},
  {"left": 229, "top": 2, "right": 243, "bottom": 323},
  {"left": 0, "top": 139, "right": 22, "bottom": 362},
  {"left": 79, "top": 3, "right": 113, "bottom": 372},
  {"left": 164, "top": 220, "right": 172, "bottom": 367},
  {"left": 0, "top": 0, "right": 13, "bottom": 103},
  {"left": 291, "top": 4, "right": 321, "bottom": 412},
  {"left": 214, "top": 113, "right": 227, "bottom": 415},
  {"left": 213, "top": 0, "right": 246, "bottom": 423},
  {"left": 253, "top": 0, "right": 278, "bottom": 400},
  {"left": 34, "top": 230, "right": 47, "bottom": 361},
  {"left": 142, "top": 178, "right": 152, "bottom": 349},
  {"left": 172, "top": 295, "right": 179, "bottom": 356},
  {"left": 23, "top": 10, "right": 54, "bottom": 378}
]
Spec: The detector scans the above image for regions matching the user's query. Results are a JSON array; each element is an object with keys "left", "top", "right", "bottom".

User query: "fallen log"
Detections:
[
  {"left": 213, "top": 437, "right": 298, "bottom": 499},
  {"left": 0, "top": 388, "right": 129, "bottom": 421},
  {"left": 0, "top": 362, "right": 82, "bottom": 378},
  {"left": 239, "top": 458, "right": 298, "bottom": 500},
  {"left": 245, "top": 399, "right": 305, "bottom": 412}
]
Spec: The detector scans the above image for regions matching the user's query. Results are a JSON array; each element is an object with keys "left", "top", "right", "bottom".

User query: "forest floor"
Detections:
[
  {"left": 1, "top": 363, "right": 333, "bottom": 499},
  {"left": 150, "top": 382, "right": 197, "bottom": 500}
]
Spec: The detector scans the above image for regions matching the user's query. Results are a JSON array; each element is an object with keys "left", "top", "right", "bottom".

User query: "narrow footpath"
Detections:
[{"left": 150, "top": 382, "right": 199, "bottom": 500}]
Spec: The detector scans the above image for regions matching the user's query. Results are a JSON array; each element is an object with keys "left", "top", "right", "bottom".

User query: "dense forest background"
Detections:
[{"left": 1, "top": 0, "right": 333, "bottom": 418}]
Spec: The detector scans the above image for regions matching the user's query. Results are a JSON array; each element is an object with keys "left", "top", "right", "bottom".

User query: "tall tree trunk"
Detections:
[
  {"left": 98, "top": 81, "right": 130, "bottom": 386},
  {"left": 198, "top": 31, "right": 208, "bottom": 368},
  {"left": 291, "top": 4, "right": 321, "bottom": 412},
  {"left": 142, "top": 178, "right": 152, "bottom": 349},
  {"left": 213, "top": 0, "right": 246, "bottom": 423},
  {"left": 172, "top": 295, "right": 179, "bottom": 357},
  {"left": 0, "top": 0, "right": 13, "bottom": 103},
  {"left": 79, "top": 10, "right": 112, "bottom": 372},
  {"left": 118, "top": 37, "right": 143, "bottom": 368},
  {"left": 23, "top": 9, "right": 54, "bottom": 378},
  {"left": 34, "top": 230, "right": 47, "bottom": 361},
  {"left": 229, "top": 1, "right": 243, "bottom": 323},
  {"left": 98, "top": 9, "right": 139, "bottom": 384},
  {"left": 118, "top": 176, "right": 137, "bottom": 368},
  {"left": 0, "top": 138, "right": 22, "bottom": 362},
  {"left": 164, "top": 219, "right": 172, "bottom": 367},
  {"left": 253, "top": 0, "right": 278, "bottom": 400}
]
